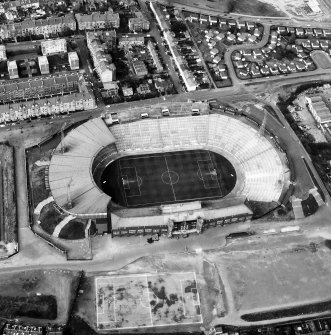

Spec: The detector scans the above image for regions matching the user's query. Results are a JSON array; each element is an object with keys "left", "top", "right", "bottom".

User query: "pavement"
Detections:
[
  {"left": 153, "top": 0, "right": 331, "bottom": 28},
  {"left": 0, "top": 9, "right": 331, "bottom": 321},
  {"left": 137, "top": 0, "right": 184, "bottom": 93},
  {"left": 1, "top": 88, "right": 331, "bottom": 272}
]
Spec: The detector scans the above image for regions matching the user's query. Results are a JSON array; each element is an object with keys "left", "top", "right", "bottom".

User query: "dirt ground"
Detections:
[
  {"left": 210, "top": 238, "right": 331, "bottom": 314},
  {"left": 0, "top": 269, "right": 81, "bottom": 324},
  {"left": 169, "top": 0, "right": 285, "bottom": 17},
  {"left": 73, "top": 253, "right": 226, "bottom": 332}
]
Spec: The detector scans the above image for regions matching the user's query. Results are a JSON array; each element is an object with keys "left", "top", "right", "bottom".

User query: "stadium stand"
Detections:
[
  {"left": 110, "top": 114, "right": 286, "bottom": 203},
  {"left": 48, "top": 118, "right": 116, "bottom": 217},
  {"left": 48, "top": 111, "right": 289, "bottom": 217}
]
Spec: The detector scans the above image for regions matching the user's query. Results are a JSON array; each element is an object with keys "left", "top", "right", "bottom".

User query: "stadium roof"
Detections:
[{"left": 48, "top": 118, "right": 116, "bottom": 216}]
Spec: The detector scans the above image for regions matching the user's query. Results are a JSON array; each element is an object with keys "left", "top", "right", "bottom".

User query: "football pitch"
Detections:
[
  {"left": 101, "top": 150, "right": 237, "bottom": 207},
  {"left": 95, "top": 272, "right": 202, "bottom": 330}
]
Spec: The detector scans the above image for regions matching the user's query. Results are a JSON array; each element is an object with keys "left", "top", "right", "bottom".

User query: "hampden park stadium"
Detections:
[{"left": 43, "top": 101, "right": 291, "bottom": 238}]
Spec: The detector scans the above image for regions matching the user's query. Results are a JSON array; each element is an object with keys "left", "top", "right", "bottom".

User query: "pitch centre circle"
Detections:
[{"left": 161, "top": 170, "right": 179, "bottom": 185}]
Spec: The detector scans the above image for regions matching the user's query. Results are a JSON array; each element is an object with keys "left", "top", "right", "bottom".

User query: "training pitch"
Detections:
[
  {"left": 101, "top": 150, "right": 237, "bottom": 207},
  {"left": 95, "top": 272, "right": 202, "bottom": 330}
]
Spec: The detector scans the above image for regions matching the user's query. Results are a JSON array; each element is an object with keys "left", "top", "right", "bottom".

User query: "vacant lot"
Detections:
[
  {"left": 96, "top": 272, "right": 202, "bottom": 330},
  {"left": 0, "top": 144, "right": 17, "bottom": 257},
  {"left": 0, "top": 269, "right": 81, "bottom": 324},
  {"left": 73, "top": 254, "right": 225, "bottom": 332},
  {"left": 0, "top": 295, "right": 57, "bottom": 319},
  {"left": 222, "top": 244, "right": 331, "bottom": 313},
  {"left": 169, "top": 0, "right": 285, "bottom": 16}
]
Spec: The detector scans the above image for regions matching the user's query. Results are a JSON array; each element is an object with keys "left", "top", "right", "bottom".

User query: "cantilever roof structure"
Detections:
[{"left": 48, "top": 118, "right": 115, "bottom": 216}]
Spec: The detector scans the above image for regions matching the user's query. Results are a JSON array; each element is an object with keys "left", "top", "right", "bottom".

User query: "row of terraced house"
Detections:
[
  {"left": 0, "top": 91, "right": 95, "bottom": 123},
  {"left": 0, "top": 73, "right": 80, "bottom": 103},
  {"left": 0, "top": 8, "right": 121, "bottom": 40},
  {"left": 0, "top": 73, "right": 96, "bottom": 122}
]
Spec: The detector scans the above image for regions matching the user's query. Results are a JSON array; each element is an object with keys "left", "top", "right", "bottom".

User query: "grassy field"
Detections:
[
  {"left": 0, "top": 295, "right": 57, "bottom": 319},
  {"left": 222, "top": 243, "right": 331, "bottom": 313},
  {"left": 0, "top": 144, "right": 18, "bottom": 255},
  {"left": 58, "top": 220, "right": 86, "bottom": 240},
  {"left": 30, "top": 165, "right": 50, "bottom": 206},
  {"left": 311, "top": 52, "right": 331, "bottom": 69},
  {"left": 0, "top": 269, "right": 81, "bottom": 324},
  {"left": 169, "top": 0, "right": 286, "bottom": 16},
  {"left": 39, "top": 202, "right": 63, "bottom": 235}
]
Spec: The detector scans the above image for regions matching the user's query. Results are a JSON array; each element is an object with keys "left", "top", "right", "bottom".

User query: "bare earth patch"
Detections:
[{"left": 0, "top": 269, "right": 81, "bottom": 324}]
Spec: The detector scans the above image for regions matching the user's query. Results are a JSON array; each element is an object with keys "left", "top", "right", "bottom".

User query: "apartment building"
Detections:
[
  {"left": 41, "top": 39, "right": 67, "bottom": 55},
  {"left": 38, "top": 55, "right": 49, "bottom": 74},
  {"left": 0, "top": 73, "right": 80, "bottom": 103},
  {"left": 0, "top": 14, "right": 76, "bottom": 40},
  {"left": 86, "top": 32, "right": 116, "bottom": 89},
  {"left": 0, "top": 44, "right": 6, "bottom": 61},
  {"left": 118, "top": 35, "right": 144, "bottom": 48},
  {"left": 68, "top": 52, "right": 79, "bottom": 70},
  {"left": 75, "top": 9, "right": 120, "bottom": 30},
  {"left": 128, "top": 11, "right": 150, "bottom": 32},
  {"left": 7, "top": 60, "right": 18, "bottom": 79},
  {"left": 0, "top": 91, "right": 96, "bottom": 123},
  {"left": 132, "top": 60, "right": 148, "bottom": 76}
]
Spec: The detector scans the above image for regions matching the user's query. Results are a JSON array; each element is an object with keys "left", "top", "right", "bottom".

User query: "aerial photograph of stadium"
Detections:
[{"left": 2, "top": 0, "right": 331, "bottom": 335}]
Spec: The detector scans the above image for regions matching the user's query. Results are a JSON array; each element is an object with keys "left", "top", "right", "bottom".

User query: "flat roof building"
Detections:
[
  {"left": 7, "top": 60, "right": 18, "bottom": 79},
  {"left": 38, "top": 55, "right": 49, "bottom": 74},
  {"left": 68, "top": 52, "right": 79, "bottom": 70},
  {"left": 75, "top": 9, "right": 120, "bottom": 31},
  {"left": 41, "top": 39, "right": 67, "bottom": 55},
  {"left": 306, "top": 95, "right": 331, "bottom": 124},
  {"left": 0, "top": 45, "right": 6, "bottom": 61}
]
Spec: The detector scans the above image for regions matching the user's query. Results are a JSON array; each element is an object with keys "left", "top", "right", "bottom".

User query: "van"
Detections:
[
  {"left": 162, "top": 108, "right": 170, "bottom": 116},
  {"left": 141, "top": 112, "right": 149, "bottom": 119},
  {"left": 191, "top": 108, "right": 200, "bottom": 116}
]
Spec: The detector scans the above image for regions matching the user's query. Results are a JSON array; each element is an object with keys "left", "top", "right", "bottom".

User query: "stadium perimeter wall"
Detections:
[{"left": 47, "top": 104, "right": 291, "bottom": 226}]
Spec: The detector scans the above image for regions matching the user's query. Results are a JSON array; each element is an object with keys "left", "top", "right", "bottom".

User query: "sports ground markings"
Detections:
[
  {"left": 115, "top": 150, "right": 228, "bottom": 207},
  {"left": 95, "top": 272, "right": 202, "bottom": 330},
  {"left": 119, "top": 163, "right": 142, "bottom": 199},
  {"left": 164, "top": 156, "right": 177, "bottom": 201},
  {"left": 197, "top": 159, "right": 221, "bottom": 190}
]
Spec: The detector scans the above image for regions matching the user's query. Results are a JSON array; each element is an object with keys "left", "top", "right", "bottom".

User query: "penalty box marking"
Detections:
[
  {"left": 119, "top": 164, "right": 141, "bottom": 198},
  {"left": 95, "top": 278, "right": 117, "bottom": 325},
  {"left": 179, "top": 274, "right": 201, "bottom": 318},
  {"left": 197, "top": 159, "right": 220, "bottom": 190}
]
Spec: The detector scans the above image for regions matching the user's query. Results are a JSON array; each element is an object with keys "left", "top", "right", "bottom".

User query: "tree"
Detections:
[{"left": 171, "top": 21, "right": 187, "bottom": 34}]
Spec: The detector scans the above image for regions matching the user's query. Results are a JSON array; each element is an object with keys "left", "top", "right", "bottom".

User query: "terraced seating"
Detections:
[
  {"left": 49, "top": 118, "right": 116, "bottom": 217},
  {"left": 206, "top": 114, "right": 284, "bottom": 202},
  {"left": 49, "top": 114, "right": 287, "bottom": 217}
]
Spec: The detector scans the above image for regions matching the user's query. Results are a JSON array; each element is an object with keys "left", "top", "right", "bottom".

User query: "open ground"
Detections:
[
  {"left": 95, "top": 272, "right": 202, "bottom": 330},
  {"left": 0, "top": 269, "right": 81, "bottom": 324}
]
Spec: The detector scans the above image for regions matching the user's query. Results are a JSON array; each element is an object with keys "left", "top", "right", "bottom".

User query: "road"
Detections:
[
  {"left": 1, "top": 86, "right": 331, "bottom": 271},
  {"left": 182, "top": 12, "right": 217, "bottom": 89},
  {"left": 223, "top": 23, "right": 271, "bottom": 86},
  {"left": 153, "top": 0, "right": 331, "bottom": 28},
  {"left": 137, "top": 0, "right": 184, "bottom": 94}
]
